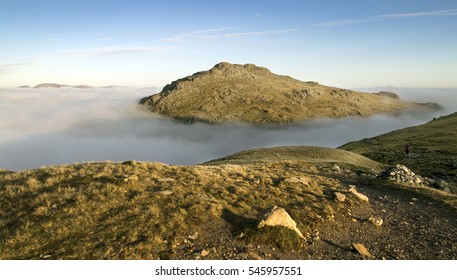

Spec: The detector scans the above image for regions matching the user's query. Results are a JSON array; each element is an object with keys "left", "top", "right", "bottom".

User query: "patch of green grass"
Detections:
[
  {"left": 340, "top": 112, "right": 457, "bottom": 184},
  {"left": 246, "top": 226, "right": 305, "bottom": 251},
  {"left": 204, "top": 146, "right": 384, "bottom": 172}
]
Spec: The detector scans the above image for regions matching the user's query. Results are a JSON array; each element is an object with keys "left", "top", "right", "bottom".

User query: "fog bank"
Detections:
[{"left": 1, "top": 87, "right": 455, "bottom": 170}]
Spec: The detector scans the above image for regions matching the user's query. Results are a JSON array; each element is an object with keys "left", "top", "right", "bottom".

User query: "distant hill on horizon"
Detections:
[
  {"left": 140, "top": 62, "right": 441, "bottom": 124},
  {"left": 16, "top": 84, "right": 133, "bottom": 89}
]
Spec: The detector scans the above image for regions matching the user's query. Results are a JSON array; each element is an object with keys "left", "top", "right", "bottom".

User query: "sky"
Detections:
[{"left": 1, "top": 0, "right": 457, "bottom": 88}]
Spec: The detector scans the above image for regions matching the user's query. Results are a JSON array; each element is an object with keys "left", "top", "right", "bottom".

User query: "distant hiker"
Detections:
[{"left": 404, "top": 144, "right": 410, "bottom": 155}]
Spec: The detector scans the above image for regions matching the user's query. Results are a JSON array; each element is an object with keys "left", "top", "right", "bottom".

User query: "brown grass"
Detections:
[
  {"left": 141, "top": 62, "right": 432, "bottom": 124},
  {"left": 0, "top": 158, "right": 363, "bottom": 259}
]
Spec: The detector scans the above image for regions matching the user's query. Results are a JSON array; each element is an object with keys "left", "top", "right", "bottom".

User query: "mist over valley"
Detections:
[{"left": 1, "top": 86, "right": 455, "bottom": 171}]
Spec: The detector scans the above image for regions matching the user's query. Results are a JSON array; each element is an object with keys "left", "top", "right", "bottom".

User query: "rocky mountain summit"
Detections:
[{"left": 140, "top": 62, "right": 439, "bottom": 124}]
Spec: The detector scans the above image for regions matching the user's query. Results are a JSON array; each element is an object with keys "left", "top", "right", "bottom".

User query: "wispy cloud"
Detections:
[
  {"left": 161, "top": 28, "right": 299, "bottom": 42},
  {"left": 60, "top": 46, "right": 173, "bottom": 56},
  {"left": 0, "top": 58, "right": 38, "bottom": 68},
  {"left": 160, "top": 28, "right": 231, "bottom": 42},
  {"left": 316, "top": 19, "right": 375, "bottom": 27},
  {"left": 374, "top": 9, "right": 457, "bottom": 19},
  {"left": 316, "top": 9, "right": 457, "bottom": 27},
  {"left": 224, "top": 29, "right": 299, "bottom": 38}
]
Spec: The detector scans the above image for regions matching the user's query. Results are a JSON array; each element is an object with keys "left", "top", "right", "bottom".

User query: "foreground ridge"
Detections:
[{"left": 1, "top": 146, "right": 456, "bottom": 260}]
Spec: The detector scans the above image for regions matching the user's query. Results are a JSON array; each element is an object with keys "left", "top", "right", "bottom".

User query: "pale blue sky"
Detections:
[{"left": 1, "top": 0, "right": 456, "bottom": 88}]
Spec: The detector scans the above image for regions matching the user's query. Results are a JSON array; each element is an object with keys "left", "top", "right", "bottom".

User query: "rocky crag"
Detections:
[{"left": 140, "top": 62, "right": 440, "bottom": 124}]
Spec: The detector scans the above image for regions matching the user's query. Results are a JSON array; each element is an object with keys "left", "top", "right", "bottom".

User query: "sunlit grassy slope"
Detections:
[
  {"left": 339, "top": 112, "right": 457, "bottom": 182},
  {"left": 140, "top": 62, "right": 436, "bottom": 124},
  {"left": 0, "top": 147, "right": 377, "bottom": 259}
]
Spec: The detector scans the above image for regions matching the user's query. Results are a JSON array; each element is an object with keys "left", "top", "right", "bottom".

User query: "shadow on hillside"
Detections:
[
  {"left": 221, "top": 208, "right": 258, "bottom": 233},
  {"left": 321, "top": 239, "right": 353, "bottom": 252}
]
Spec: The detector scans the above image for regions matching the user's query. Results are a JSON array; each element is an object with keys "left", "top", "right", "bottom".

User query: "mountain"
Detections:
[
  {"left": 32, "top": 83, "right": 91, "bottom": 89},
  {"left": 140, "top": 62, "right": 440, "bottom": 124},
  {"left": 33, "top": 83, "right": 70, "bottom": 88},
  {"left": 339, "top": 112, "right": 457, "bottom": 190}
]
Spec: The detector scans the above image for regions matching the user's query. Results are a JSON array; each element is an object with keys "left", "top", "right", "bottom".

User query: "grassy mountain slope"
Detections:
[
  {"left": 205, "top": 146, "right": 383, "bottom": 171},
  {"left": 339, "top": 112, "right": 457, "bottom": 183},
  {"left": 1, "top": 145, "right": 456, "bottom": 260},
  {"left": 140, "top": 62, "right": 437, "bottom": 124}
]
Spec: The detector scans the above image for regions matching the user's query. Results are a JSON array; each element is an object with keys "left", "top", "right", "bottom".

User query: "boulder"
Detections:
[{"left": 258, "top": 206, "right": 305, "bottom": 239}]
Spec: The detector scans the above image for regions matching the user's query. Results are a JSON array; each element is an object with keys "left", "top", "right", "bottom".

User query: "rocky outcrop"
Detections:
[
  {"left": 140, "top": 62, "right": 436, "bottom": 124},
  {"left": 373, "top": 91, "right": 400, "bottom": 99},
  {"left": 385, "top": 164, "right": 427, "bottom": 186},
  {"left": 383, "top": 164, "right": 453, "bottom": 193}
]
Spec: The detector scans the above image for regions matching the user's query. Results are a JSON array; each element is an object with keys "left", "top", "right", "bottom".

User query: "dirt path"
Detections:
[
  {"left": 170, "top": 176, "right": 457, "bottom": 260},
  {"left": 310, "top": 180, "right": 457, "bottom": 260}
]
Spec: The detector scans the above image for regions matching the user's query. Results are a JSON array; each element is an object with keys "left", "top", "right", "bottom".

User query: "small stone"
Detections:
[
  {"left": 349, "top": 186, "right": 369, "bottom": 203},
  {"left": 368, "top": 216, "right": 383, "bottom": 227},
  {"left": 189, "top": 232, "right": 199, "bottom": 240},
  {"left": 249, "top": 252, "right": 263, "bottom": 260},
  {"left": 411, "top": 198, "right": 418, "bottom": 201},
  {"left": 200, "top": 249, "right": 210, "bottom": 257},
  {"left": 427, "top": 178, "right": 436, "bottom": 185},
  {"left": 333, "top": 165, "right": 341, "bottom": 173},
  {"left": 352, "top": 243, "right": 375, "bottom": 259},
  {"left": 157, "top": 190, "right": 173, "bottom": 196},
  {"left": 334, "top": 192, "right": 346, "bottom": 202},
  {"left": 40, "top": 254, "right": 52, "bottom": 259},
  {"left": 311, "top": 232, "right": 320, "bottom": 241},
  {"left": 128, "top": 175, "right": 139, "bottom": 181}
]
